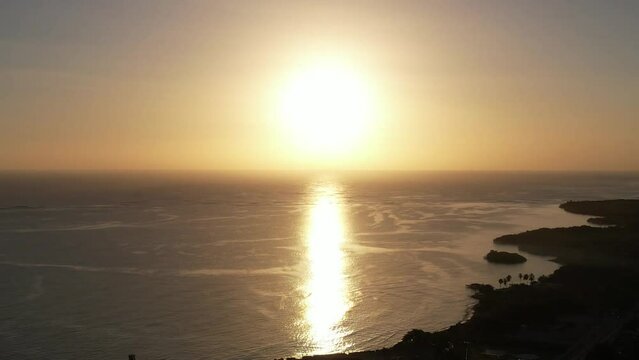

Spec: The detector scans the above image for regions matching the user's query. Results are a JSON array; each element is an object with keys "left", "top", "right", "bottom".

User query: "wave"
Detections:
[
  {"left": 180, "top": 266, "right": 298, "bottom": 277},
  {"left": 0, "top": 261, "right": 298, "bottom": 278},
  {"left": 0, "top": 261, "right": 156, "bottom": 276}
]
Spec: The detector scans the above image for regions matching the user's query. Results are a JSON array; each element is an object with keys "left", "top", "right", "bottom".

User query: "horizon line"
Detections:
[{"left": 2, "top": 168, "right": 639, "bottom": 174}]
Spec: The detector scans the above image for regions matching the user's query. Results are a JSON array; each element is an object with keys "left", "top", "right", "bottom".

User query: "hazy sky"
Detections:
[{"left": 2, "top": 1, "right": 638, "bottom": 171}]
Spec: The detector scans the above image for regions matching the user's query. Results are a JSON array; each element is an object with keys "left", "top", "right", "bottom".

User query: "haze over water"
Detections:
[{"left": 1, "top": 171, "right": 638, "bottom": 359}]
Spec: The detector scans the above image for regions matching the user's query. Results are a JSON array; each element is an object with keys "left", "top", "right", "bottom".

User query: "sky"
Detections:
[{"left": 1, "top": 0, "right": 638, "bottom": 171}]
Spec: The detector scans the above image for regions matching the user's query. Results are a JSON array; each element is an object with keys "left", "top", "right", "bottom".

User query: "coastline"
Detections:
[{"left": 283, "top": 199, "right": 639, "bottom": 360}]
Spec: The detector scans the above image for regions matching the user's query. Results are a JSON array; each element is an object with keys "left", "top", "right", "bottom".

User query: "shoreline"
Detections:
[{"left": 283, "top": 199, "right": 639, "bottom": 360}]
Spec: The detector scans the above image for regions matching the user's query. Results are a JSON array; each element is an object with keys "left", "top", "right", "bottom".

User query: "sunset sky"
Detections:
[{"left": 2, "top": 1, "right": 638, "bottom": 171}]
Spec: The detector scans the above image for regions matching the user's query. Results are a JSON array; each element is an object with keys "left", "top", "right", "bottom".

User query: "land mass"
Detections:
[
  {"left": 484, "top": 250, "right": 527, "bottom": 264},
  {"left": 281, "top": 199, "right": 639, "bottom": 360}
]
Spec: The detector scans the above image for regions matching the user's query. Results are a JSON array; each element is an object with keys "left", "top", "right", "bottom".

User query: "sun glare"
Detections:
[
  {"left": 302, "top": 181, "right": 352, "bottom": 354},
  {"left": 278, "top": 59, "right": 375, "bottom": 158}
]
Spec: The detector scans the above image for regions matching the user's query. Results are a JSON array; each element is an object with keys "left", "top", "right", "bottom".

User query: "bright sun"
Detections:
[{"left": 278, "top": 59, "right": 374, "bottom": 157}]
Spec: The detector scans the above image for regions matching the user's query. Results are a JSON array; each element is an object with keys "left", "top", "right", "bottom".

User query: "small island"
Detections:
[{"left": 484, "top": 250, "right": 527, "bottom": 264}]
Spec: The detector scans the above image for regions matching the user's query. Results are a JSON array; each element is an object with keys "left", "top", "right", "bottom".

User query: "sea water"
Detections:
[{"left": 1, "top": 171, "right": 638, "bottom": 359}]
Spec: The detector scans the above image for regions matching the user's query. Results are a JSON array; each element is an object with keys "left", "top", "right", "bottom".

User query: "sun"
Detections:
[{"left": 278, "top": 59, "right": 375, "bottom": 157}]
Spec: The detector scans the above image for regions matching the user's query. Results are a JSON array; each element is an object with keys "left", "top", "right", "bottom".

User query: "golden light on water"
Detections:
[{"left": 301, "top": 182, "right": 352, "bottom": 354}]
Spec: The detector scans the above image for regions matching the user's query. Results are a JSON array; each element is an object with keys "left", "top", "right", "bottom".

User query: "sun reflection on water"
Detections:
[{"left": 302, "top": 181, "right": 352, "bottom": 354}]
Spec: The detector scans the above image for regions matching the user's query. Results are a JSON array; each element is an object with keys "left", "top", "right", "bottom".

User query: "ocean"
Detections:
[{"left": 1, "top": 171, "right": 638, "bottom": 359}]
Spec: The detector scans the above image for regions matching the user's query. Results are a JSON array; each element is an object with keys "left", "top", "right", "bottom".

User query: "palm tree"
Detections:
[
  {"left": 506, "top": 274, "right": 512, "bottom": 283},
  {"left": 519, "top": 273, "right": 523, "bottom": 281},
  {"left": 523, "top": 274, "right": 529, "bottom": 281},
  {"left": 498, "top": 278, "right": 503, "bottom": 287}
]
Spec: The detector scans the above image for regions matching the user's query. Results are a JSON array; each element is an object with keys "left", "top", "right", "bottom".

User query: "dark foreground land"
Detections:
[{"left": 284, "top": 199, "right": 639, "bottom": 360}]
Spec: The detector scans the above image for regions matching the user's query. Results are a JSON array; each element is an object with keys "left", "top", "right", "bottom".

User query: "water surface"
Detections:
[{"left": 1, "top": 171, "right": 638, "bottom": 359}]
